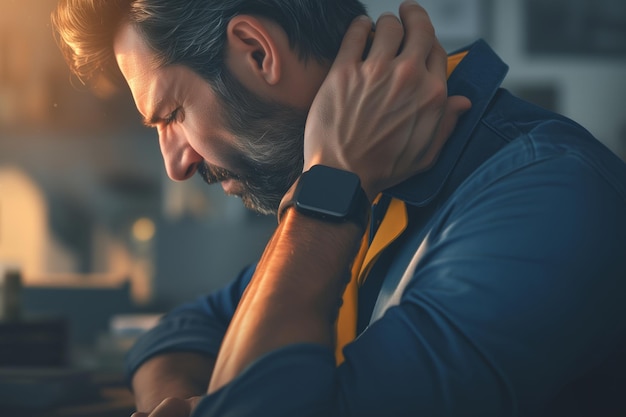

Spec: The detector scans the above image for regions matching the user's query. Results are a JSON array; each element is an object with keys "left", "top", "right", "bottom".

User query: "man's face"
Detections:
[{"left": 114, "top": 23, "right": 306, "bottom": 214}]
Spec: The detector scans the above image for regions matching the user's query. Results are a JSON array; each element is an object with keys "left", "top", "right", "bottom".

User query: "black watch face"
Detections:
[{"left": 295, "top": 165, "right": 360, "bottom": 218}]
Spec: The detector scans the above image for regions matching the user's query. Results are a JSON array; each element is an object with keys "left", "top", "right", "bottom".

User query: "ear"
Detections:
[{"left": 225, "top": 15, "right": 281, "bottom": 86}]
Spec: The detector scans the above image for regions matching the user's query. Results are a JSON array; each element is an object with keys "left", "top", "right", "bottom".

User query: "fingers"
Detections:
[
  {"left": 367, "top": 13, "right": 404, "bottom": 60},
  {"left": 398, "top": 0, "right": 436, "bottom": 61},
  {"left": 334, "top": 15, "right": 373, "bottom": 65},
  {"left": 414, "top": 95, "right": 472, "bottom": 171},
  {"left": 425, "top": 41, "right": 448, "bottom": 83},
  {"left": 335, "top": 0, "right": 439, "bottom": 65},
  {"left": 131, "top": 397, "right": 192, "bottom": 417},
  {"left": 439, "top": 95, "right": 472, "bottom": 136},
  {"left": 308, "top": 0, "right": 473, "bottom": 194}
]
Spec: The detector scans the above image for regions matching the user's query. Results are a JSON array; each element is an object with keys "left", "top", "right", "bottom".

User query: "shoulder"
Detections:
[
  {"left": 463, "top": 89, "right": 626, "bottom": 202},
  {"left": 419, "top": 92, "right": 626, "bottom": 281}
]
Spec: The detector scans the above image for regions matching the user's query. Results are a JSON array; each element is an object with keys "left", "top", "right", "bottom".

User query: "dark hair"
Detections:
[{"left": 51, "top": 0, "right": 368, "bottom": 85}]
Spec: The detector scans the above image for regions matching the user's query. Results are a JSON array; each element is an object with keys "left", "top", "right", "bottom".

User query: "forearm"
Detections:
[
  {"left": 132, "top": 352, "right": 216, "bottom": 412},
  {"left": 208, "top": 208, "right": 364, "bottom": 393}
]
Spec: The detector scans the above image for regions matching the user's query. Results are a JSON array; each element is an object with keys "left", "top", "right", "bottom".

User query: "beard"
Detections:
[{"left": 198, "top": 68, "right": 307, "bottom": 215}]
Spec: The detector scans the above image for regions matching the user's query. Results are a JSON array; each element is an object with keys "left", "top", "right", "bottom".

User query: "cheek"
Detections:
[
  {"left": 181, "top": 110, "right": 212, "bottom": 147},
  {"left": 181, "top": 115, "right": 242, "bottom": 170}
]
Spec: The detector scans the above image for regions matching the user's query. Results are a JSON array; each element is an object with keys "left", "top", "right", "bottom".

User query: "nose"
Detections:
[{"left": 159, "top": 129, "right": 203, "bottom": 181}]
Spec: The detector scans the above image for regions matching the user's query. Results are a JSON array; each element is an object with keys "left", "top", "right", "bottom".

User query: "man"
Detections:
[{"left": 52, "top": 0, "right": 626, "bottom": 416}]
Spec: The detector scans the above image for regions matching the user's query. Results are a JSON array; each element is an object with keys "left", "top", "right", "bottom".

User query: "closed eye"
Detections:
[
  {"left": 142, "top": 107, "right": 183, "bottom": 129},
  {"left": 164, "top": 107, "right": 181, "bottom": 125}
]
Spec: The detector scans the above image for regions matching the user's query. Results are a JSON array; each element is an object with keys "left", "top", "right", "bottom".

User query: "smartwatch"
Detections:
[{"left": 278, "top": 165, "right": 370, "bottom": 229}]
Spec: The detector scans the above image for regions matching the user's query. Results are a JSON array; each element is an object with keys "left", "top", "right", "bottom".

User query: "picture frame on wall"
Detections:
[{"left": 524, "top": 0, "right": 626, "bottom": 57}]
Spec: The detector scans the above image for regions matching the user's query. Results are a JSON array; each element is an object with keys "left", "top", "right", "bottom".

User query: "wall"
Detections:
[
  {"left": 0, "top": 167, "right": 76, "bottom": 279},
  {"left": 1, "top": 0, "right": 624, "bottom": 316},
  {"left": 362, "top": 0, "right": 626, "bottom": 158}
]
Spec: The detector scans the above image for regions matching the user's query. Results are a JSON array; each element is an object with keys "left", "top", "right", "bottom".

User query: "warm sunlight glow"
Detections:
[{"left": 132, "top": 217, "right": 156, "bottom": 242}]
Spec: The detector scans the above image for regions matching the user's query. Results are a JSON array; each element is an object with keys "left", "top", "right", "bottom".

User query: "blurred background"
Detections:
[{"left": 1, "top": 0, "right": 625, "bottom": 372}]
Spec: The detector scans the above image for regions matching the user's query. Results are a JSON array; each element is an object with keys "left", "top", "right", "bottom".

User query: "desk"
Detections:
[
  {"left": 38, "top": 387, "right": 136, "bottom": 417},
  {"left": 0, "top": 370, "right": 136, "bottom": 417}
]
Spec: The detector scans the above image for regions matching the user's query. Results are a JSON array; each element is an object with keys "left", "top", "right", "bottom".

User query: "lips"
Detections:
[
  {"left": 199, "top": 162, "right": 236, "bottom": 184},
  {"left": 197, "top": 162, "right": 246, "bottom": 197}
]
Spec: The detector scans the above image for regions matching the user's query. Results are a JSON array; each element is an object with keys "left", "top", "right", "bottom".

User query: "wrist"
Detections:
[
  {"left": 132, "top": 352, "right": 215, "bottom": 411},
  {"left": 278, "top": 165, "right": 371, "bottom": 229}
]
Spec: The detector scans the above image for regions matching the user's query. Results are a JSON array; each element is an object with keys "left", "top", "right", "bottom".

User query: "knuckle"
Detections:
[
  {"left": 425, "top": 78, "right": 447, "bottom": 105},
  {"left": 361, "top": 60, "right": 386, "bottom": 78},
  {"left": 395, "top": 58, "right": 422, "bottom": 79}
]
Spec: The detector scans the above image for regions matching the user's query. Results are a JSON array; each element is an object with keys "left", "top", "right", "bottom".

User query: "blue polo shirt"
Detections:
[{"left": 125, "top": 40, "right": 626, "bottom": 416}]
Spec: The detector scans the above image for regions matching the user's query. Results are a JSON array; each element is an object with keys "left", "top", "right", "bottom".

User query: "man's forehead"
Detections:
[
  {"left": 113, "top": 23, "right": 163, "bottom": 112},
  {"left": 113, "top": 23, "right": 157, "bottom": 78}
]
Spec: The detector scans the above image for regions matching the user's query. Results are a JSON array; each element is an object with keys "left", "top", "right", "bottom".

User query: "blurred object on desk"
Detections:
[
  {"left": 0, "top": 368, "right": 136, "bottom": 417},
  {"left": 83, "top": 313, "right": 163, "bottom": 373},
  {"left": 0, "top": 267, "right": 23, "bottom": 322},
  {"left": 0, "top": 367, "right": 97, "bottom": 412},
  {"left": 109, "top": 313, "right": 162, "bottom": 337},
  {"left": 1, "top": 267, "right": 70, "bottom": 368},
  {"left": 0, "top": 317, "right": 69, "bottom": 367},
  {"left": 21, "top": 279, "right": 135, "bottom": 349}
]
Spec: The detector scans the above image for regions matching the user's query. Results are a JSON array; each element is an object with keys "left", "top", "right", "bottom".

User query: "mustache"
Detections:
[{"left": 197, "top": 162, "right": 241, "bottom": 185}]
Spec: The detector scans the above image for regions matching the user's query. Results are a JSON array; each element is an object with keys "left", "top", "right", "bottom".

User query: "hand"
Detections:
[
  {"left": 131, "top": 396, "right": 202, "bottom": 417},
  {"left": 131, "top": 352, "right": 215, "bottom": 412},
  {"left": 303, "top": 0, "right": 472, "bottom": 201}
]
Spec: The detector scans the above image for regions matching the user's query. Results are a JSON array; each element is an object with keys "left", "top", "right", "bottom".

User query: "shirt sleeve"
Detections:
[
  {"left": 188, "top": 146, "right": 626, "bottom": 416},
  {"left": 124, "top": 263, "right": 256, "bottom": 381}
]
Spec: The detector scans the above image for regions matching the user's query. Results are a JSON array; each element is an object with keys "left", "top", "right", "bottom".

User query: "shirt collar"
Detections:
[{"left": 384, "top": 39, "right": 509, "bottom": 206}]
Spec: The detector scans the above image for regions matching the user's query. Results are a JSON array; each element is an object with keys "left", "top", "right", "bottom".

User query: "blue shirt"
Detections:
[{"left": 125, "top": 40, "right": 626, "bottom": 416}]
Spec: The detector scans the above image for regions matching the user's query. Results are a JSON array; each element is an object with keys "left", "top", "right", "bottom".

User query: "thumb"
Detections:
[
  {"left": 187, "top": 396, "right": 203, "bottom": 413},
  {"left": 415, "top": 95, "right": 472, "bottom": 171},
  {"left": 436, "top": 95, "right": 472, "bottom": 145}
]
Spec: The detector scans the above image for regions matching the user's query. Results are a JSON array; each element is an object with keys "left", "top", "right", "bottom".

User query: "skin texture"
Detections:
[
  {"left": 303, "top": 8, "right": 465, "bottom": 199},
  {"left": 114, "top": 16, "right": 323, "bottom": 214},
  {"left": 130, "top": 353, "right": 215, "bottom": 412},
  {"left": 123, "top": 1, "right": 471, "bottom": 416}
]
